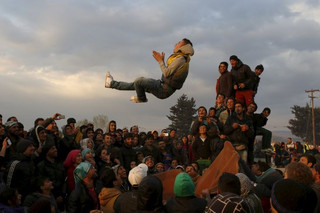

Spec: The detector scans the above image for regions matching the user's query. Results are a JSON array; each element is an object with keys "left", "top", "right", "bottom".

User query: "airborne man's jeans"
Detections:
[{"left": 111, "top": 77, "right": 175, "bottom": 101}]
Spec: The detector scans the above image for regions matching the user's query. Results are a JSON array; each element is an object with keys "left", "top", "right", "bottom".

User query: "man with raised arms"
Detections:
[{"left": 104, "top": 38, "right": 194, "bottom": 103}]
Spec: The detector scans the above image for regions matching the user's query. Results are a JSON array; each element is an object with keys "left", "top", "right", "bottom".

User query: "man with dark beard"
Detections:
[{"left": 224, "top": 101, "right": 254, "bottom": 163}]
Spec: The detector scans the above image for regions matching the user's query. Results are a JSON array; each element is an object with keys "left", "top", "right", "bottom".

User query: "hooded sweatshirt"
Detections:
[
  {"left": 99, "top": 187, "right": 121, "bottom": 213},
  {"left": 160, "top": 43, "right": 194, "bottom": 90},
  {"left": 137, "top": 176, "right": 165, "bottom": 212}
]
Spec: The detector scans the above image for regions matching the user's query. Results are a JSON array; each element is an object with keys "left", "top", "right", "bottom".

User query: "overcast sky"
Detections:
[{"left": 1, "top": 0, "right": 320, "bottom": 133}]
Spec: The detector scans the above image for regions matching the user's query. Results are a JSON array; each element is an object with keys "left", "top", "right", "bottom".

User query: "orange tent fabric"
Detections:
[
  {"left": 195, "top": 141, "right": 239, "bottom": 196},
  {"left": 154, "top": 169, "right": 182, "bottom": 202},
  {"left": 155, "top": 141, "right": 239, "bottom": 201}
]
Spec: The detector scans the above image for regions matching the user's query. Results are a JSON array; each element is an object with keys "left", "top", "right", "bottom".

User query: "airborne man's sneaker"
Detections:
[
  {"left": 130, "top": 96, "right": 148, "bottom": 103},
  {"left": 261, "top": 148, "right": 275, "bottom": 154},
  {"left": 105, "top": 72, "right": 113, "bottom": 88}
]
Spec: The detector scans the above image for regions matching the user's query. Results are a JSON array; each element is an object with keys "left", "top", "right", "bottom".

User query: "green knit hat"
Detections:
[{"left": 174, "top": 172, "right": 194, "bottom": 197}]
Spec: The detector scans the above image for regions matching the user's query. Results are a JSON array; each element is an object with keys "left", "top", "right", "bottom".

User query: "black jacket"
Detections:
[
  {"left": 36, "top": 158, "right": 66, "bottom": 198},
  {"left": 120, "top": 144, "right": 136, "bottom": 171},
  {"left": 224, "top": 112, "right": 254, "bottom": 146},
  {"left": 231, "top": 60, "right": 254, "bottom": 90},
  {"left": 6, "top": 154, "right": 35, "bottom": 199},
  {"left": 253, "top": 113, "right": 268, "bottom": 128},
  {"left": 192, "top": 136, "right": 213, "bottom": 161}
]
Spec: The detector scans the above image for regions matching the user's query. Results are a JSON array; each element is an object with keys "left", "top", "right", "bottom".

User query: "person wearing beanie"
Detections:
[
  {"left": 229, "top": 55, "right": 255, "bottom": 107},
  {"left": 5, "top": 139, "right": 35, "bottom": 201},
  {"left": 68, "top": 162, "right": 99, "bottom": 213},
  {"left": 81, "top": 148, "right": 96, "bottom": 167},
  {"left": 128, "top": 163, "right": 148, "bottom": 187},
  {"left": 165, "top": 172, "right": 207, "bottom": 213},
  {"left": 114, "top": 163, "right": 148, "bottom": 213},
  {"left": 4, "top": 120, "right": 22, "bottom": 158},
  {"left": 36, "top": 142, "right": 65, "bottom": 208},
  {"left": 271, "top": 179, "right": 317, "bottom": 213},
  {"left": 104, "top": 38, "right": 194, "bottom": 103}
]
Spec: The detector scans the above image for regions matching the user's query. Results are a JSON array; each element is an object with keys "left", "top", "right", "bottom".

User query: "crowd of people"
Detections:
[{"left": 0, "top": 54, "right": 318, "bottom": 212}]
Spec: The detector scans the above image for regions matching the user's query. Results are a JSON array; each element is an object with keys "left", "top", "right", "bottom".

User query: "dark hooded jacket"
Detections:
[{"left": 137, "top": 176, "right": 165, "bottom": 213}]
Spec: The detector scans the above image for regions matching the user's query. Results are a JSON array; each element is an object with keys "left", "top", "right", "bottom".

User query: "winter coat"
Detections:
[
  {"left": 231, "top": 60, "right": 254, "bottom": 90},
  {"left": 36, "top": 158, "right": 66, "bottom": 198},
  {"left": 120, "top": 144, "right": 136, "bottom": 171},
  {"left": 223, "top": 113, "right": 254, "bottom": 146},
  {"left": 5, "top": 154, "right": 35, "bottom": 199},
  {"left": 217, "top": 70, "right": 234, "bottom": 98},
  {"left": 192, "top": 136, "right": 213, "bottom": 161}
]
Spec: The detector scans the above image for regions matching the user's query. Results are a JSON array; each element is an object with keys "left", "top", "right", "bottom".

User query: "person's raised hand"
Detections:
[{"left": 152, "top": 50, "right": 165, "bottom": 63}]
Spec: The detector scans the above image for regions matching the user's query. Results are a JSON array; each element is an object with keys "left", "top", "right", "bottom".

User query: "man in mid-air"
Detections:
[{"left": 104, "top": 38, "right": 194, "bottom": 103}]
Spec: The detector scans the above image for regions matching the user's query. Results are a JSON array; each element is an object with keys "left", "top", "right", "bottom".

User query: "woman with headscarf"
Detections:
[
  {"left": 236, "top": 173, "right": 263, "bottom": 213},
  {"left": 80, "top": 138, "right": 95, "bottom": 150},
  {"left": 63, "top": 150, "right": 82, "bottom": 194}
]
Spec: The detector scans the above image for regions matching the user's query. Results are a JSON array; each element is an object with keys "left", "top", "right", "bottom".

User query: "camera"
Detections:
[
  {"left": 58, "top": 115, "right": 65, "bottom": 119},
  {"left": 7, "top": 139, "right": 12, "bottom": 146}
]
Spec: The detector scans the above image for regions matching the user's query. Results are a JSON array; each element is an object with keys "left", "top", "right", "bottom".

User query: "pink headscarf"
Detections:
[{"left": 63, "top": 149, "right": 81, "bottom": 168}]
